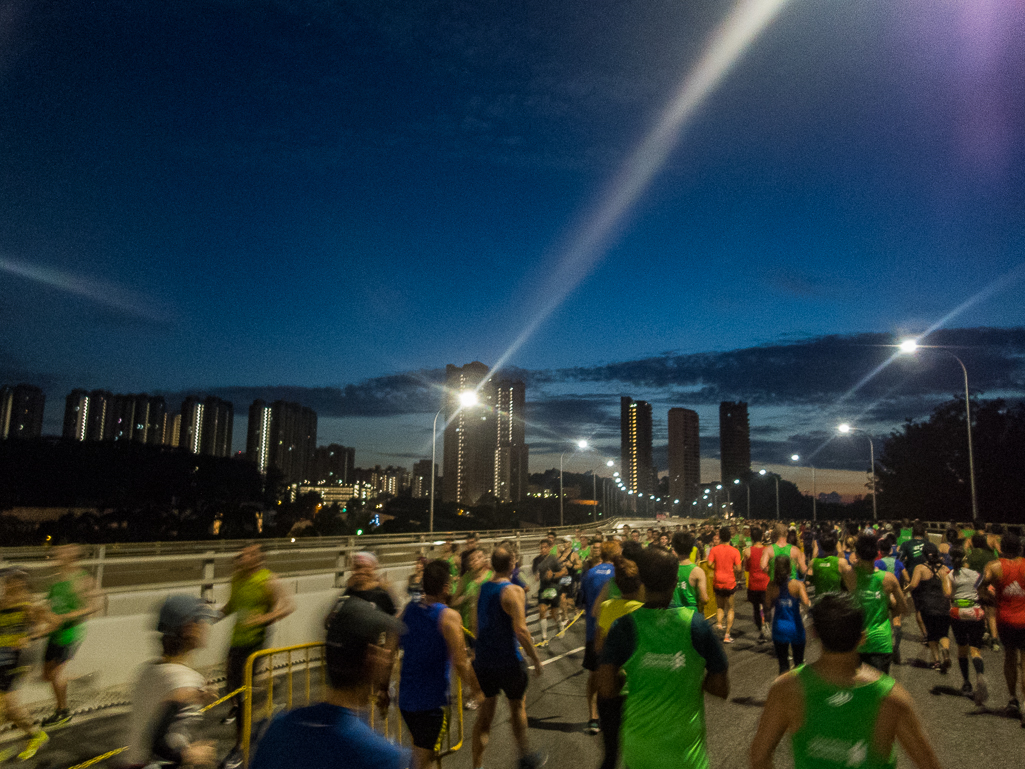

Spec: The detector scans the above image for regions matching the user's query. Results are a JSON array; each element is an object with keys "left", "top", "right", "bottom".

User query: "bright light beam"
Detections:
[
  {"left": 0, "top": 255, "right": 167, "bottom": 321},
  {"left": 485, "top": 0, "right": 794, "bottom": 381}
]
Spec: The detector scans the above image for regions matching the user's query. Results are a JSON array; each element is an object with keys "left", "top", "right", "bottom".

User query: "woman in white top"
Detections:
[{"left": 947, "top": 545, "right": 988, "bottom": 704}]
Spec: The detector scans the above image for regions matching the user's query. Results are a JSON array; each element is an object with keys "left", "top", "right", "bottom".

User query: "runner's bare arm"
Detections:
[
  {"left": 703, "top": 670, "right": 729, "bottom": 699},
  {"left": 884, "top": 572, "right": 908, "bottom": 615},
  {"left": 693, "top": 567, "right": 708, "bottom": 607},
  {"left": 749, "top": 675, "right": 798, "bottom": 769},
  {"left": 246, "top": 575, "right": 294, "bottom": 626},
  {"left": 595, "top": 663, "right": 621, "bottom": 699},
  {"left": 879, "top": 684, "right": 942, "bottom": 769},
  {"left": 440, "top": 607, "right": 482, "bottom": 699}
]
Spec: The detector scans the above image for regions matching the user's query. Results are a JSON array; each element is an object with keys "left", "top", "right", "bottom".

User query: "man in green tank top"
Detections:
[
  {"left": 807, "top": 532, "right": 848, "bottom": 602},
  {"left": 750, "top": 592, "right": 941, "bottom": 769},
  {"left": 597, "top": 547, "right": 728, "bottom": 769},
  {"left": 761, "top": 524, "right": 807, "bottom": 582},
  {"left": 217, "top": 544, "right": 294, "bottom": 749},
  {"left": 672, "top": 532, "right": 708, "bottom": 613},
  {"left": 42, "top": 544, "right": 100, "bottom": 728},
  {"left": 841, "top": 532, "right": 907, "bottom": 675}
]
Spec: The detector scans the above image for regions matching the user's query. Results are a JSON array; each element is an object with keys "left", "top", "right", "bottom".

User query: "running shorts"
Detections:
[
  {"left": 714, "top": 586, "right": 737, "bottom": 598},
  {"left": 997, "top": 623, "right": 1025, "bottom": 651},
  {"left": 950, "top": 618, "right": 985, "bottom": 648},
  {"left": 473, "top": 661, "right": 529, "bottom": 701},
  {"left": 921, "top": 612, "right": 951, "bottom": 643},
  {"left": 401, "top": 708, "right": 447, "bottom": 750},
  {"left": 44, "top": 639, "right": 80, "bottom": 666},
  {"left": 538, "top": 587, "right": 559, "bottom": 606},
  {"left": 747, "top": 589, "right": 766, "bottom": 605},
  {"left": 582, "top": 640, "right": 599, "bottom": 672}
]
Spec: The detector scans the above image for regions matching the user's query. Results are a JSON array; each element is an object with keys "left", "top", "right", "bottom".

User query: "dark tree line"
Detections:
[{"left": 877, "top": 398, "right": 1025, "bottom": 523}]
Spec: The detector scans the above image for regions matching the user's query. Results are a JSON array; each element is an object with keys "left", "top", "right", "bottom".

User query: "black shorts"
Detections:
[
  {"left": 921, "top": 612, "right": 951, "bottom": 643},
  {"left": 44, "top": 639, "right": 80, "bottom": 666},
  {"left": 747, "top": 590, "right": 766, "bottom": 605},
  {"left": 714, "top": 586, "right": 736, "bottom": 599},
  {"left": 951, "top": 617, "right": 985, "bottom": 648},
  {"left": 582, "top": 640, "right": 598, "bottom": 672},
  {"left": 538, "top": 587, "right": 559, "bottom": 607},
  {"left": 998, "top": 623, "right": 1025, "bottom": 651},
  {"left": 473, "top": 661, "right": 528, "bottom": 701},
  {"left": 0, "top": 660, "right": 26, "bottom": 693},
  {"left": 859, "top": 652, "right": 891, "bottom": 675},
  {"left": 401, "top": 708, "right": 447, "bottom": 751}
]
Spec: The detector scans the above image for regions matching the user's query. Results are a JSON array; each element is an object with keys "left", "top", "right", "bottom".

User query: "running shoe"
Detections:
[
  {"left": 519, "top": 750, "right": 548, "bottom": 769},
  {"left": 974, "top": 674, "right": 988, "bottom": 706},
  {"left": 585, "top": 719, "right": 600, "bottom": 735},
  {"left": 723, "top": 635, "right": 734, "bottom": 644},
  {"left": 939, "top": 657, "right": 951, "bottom": 674},
  {"left": 41, "top": 710, "right": 71, "bottom": 728},
  {"left": 757, "top": 630, "right": 767, "bottom": 645},
  {"left": 1005, "top": 698, "right": 1021, "bottom": 718},
  {"left": 960, "top": 682, "right": 973, "bottom": 699},
  {"left": 17, "top": 731, "right": 48, "bottom": 761},
  {"left": 220, "top": 707, "right": 238, "bottom": 725}
]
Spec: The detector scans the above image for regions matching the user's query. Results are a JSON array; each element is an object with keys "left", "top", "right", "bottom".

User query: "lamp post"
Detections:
[
  {"left": 898, "top": 339, "right": 979, "bottom": 520},
  {"left": 791, "top": 454, "right": 817, "bottom": 522},
  {"left": 560, "top": 439, "right": 588, "bottom": 527},
  {"left": 430, "top": 390, "right": 478, "bottom": 534},
  {"left": 838, "top": 423, "right": 877, "bottom": 521},
  {"left": 733, "top": 478, "right": 750, "bottom": 518},
  {"left": 758, "top": 469, "right": 780, "bottom": 519}
]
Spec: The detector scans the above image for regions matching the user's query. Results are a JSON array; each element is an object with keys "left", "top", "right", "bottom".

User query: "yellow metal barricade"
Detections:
[{"left": 240, "top": 643, "right": 465, "bottom": 767}]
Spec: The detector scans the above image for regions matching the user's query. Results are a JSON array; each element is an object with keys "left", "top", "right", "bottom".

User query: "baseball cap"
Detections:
[
  {"left": 157, "top": 594, "right": 217, "bottom": 634},
  {"left": 324, "top": 596, "right": 404, "bottom": 671}
]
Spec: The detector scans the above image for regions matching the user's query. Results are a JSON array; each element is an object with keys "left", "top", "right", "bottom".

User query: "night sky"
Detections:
[{"left": 2, "top": 1, "right": 1023, "bottom": 497}]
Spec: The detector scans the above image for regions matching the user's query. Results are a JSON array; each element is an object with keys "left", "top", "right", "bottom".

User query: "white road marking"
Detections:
[{"left": 541, "top": 646, "right": 586, "bottom": 665}]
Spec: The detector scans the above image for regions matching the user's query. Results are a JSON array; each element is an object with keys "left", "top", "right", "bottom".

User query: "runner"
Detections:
[
  {"left": 908, "top": 546, "right": 952, "bottom": 672},
  {"left": 41, "top": 543, "right": 101, "bottom": 728},
  {"left": 531, "top": 539, "right": 564, "bottom": 644},
  {"left": 346, "top": 551, "right": 398, "bottom": 615},
  {"left": 873, "top": 535, "right": 907, "bottom": 664},
  {"left": 399, "top": 560, "right": 483, "bottom": 769},
  {"left": 750, "top": 592, "right": 943, "bottom": 769},
  {"left": 898, "top": 521, "right": 930, "bottom": 642},
  {"left": 580, "top": 541, "right": 620, "bottom": 735},
  {"left": 807, "top": 531, "right": 846, "bottom": 602},
  {"left": 594, "top": 555, "right": 643, "bottom": 769},
  {"left": 761, "top": 524, "right": 807, "bottom": 582},
  {"left": 745, "top": 526, "right": 771, "bottom": 643},
  {"left": 556, "top": 536, "right": 582, "bottom": 628},
  {"left": 596, "top": 546, "right": 729, "bottom": 769},
  {"left": 708, "top": 526, "right": 743, "bottom": 643},
  {"left": 0, "top": 568, "right": 52, "bottom": 762},
  {"left": 841, "top": 530, "right": 908, "bottom": 674},
  {"left": 471, "top": 547, "right": 545, "bottom": 769},
  {"left": 123, "top": 595, "right": 217, "bottom": 769},
  {"left": 671, "top": 531, "right": 708, "bottom": 615},
  {"left": 946, "top": 545, "right": 988, "bottom": 703},
  {"left": 251, "top": 595, "right": 406, "bottom": 769},
  {"left": 217, "top": 543, "right": 294, "bottom": 750},
  {"left": 451, "top": 547, "right": 492, "bottom": 641},
  {"left": 977, "top": 530, "right": 1025, "bottom": 724},
  {"left": 967, "top": 532, "right": 1000, "bottom": 650},
  {"left": 766, "top": 555, "right": 810, "bottom": 674}
]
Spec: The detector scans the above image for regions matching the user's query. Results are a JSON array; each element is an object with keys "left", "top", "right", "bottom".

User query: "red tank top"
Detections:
[
  {"left": 748, "top": 545, "right": 770, "bottom": 591},
  {"left": 997, "top": 558, "right": 1025, "bottom": 628}
]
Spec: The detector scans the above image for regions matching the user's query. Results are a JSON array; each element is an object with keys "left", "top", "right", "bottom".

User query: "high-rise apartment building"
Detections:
[
  {"left": 245, "top": 400, "right": 317, "bottom": 485},
  {"left": 311, "top": 444, "right": 355, "bottom": 485},
  {"left": 494, "top": 380, "right": 528, "bottom": 503},
  {"left": 442, "top": 362, "right": 495, "bottom": 505},
  {"left": 412, "top": 459, "right": 436, "bottom": 499},
  {"left": 180, "top": 396, "right": 233, "bottom": 457},
  {"left": 668, "top": 407, "right": 700, "bottom": 505},
  {"left": 63, "top": 390, "right": 168, "bottom": 444},
  {"left": 0, "top": 384, "right": 45, "bottom": 440},
  {"left": 719, "top": 401, "right": 751, "bottom": 483},
  {"left": 620, "top": 396, "right": 653, "bottom": 496}
]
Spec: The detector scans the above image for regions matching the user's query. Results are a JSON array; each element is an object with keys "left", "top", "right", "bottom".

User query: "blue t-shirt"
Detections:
[
  {"left": 581, "top": 562, "right": 615, "bottom": 641},
  {"left": 874, "top": 556, "right": 906, "bottom": 586},
  {"left": 399, "top": 601, "right": 449, "bottom": 711},
  {"left": 252, "top": 703, "right": 408, "bottom": 769}
]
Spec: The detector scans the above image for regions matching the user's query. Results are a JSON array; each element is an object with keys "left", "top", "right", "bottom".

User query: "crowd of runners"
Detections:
[{"left": 1, "top": 518, "right": 1024, "bottom": 768}]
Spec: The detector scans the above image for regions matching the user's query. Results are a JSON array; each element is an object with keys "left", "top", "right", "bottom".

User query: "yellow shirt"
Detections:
[{"left": 597, "top": 598, "right": 644, "bottom": 634}]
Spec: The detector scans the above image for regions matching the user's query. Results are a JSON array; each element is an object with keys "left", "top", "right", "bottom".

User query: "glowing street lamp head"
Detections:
[
  {"left": 759, "top": 468, "right": 767, "bottom": 476},
  {"left": 577, "top": 439, "right": 588, "bottom": 450},
  {"left": 606, "top": 460, "right": 615, "bottom": 467},
  {"left": 458, "top": 390, "right": 478, "bottom": 408},
  {"left": 898, "top": 339, "right": 919, "bottom": 354},
  {"left": 838, "top": 423, "right": 852, "bottom": 434},
  {"left": 715, "top": 484, "right": 722, "bottom": 490},
  {"left": 791, "top": 454, "right": 800, "bottom": 462},
  {"left": 733, "top": 479, "right": 740, "bottom": 485}
]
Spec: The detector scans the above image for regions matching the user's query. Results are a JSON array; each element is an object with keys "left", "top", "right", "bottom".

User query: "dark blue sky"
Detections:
[{"left": 2, "top": 1, "right": 1023, "bottom": 494}]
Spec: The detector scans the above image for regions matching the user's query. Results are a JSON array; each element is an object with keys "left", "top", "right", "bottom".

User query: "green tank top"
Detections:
[
  {"left": 810, "top": 557, "right": 841, "bottom": 597},
  {"left": 770, "top": 544, "right": 798, "bottom": 581},
  {"left": 227, "top": 568, "right": 273, "bottom": 647},
  {"left": 673, "top": 564, "right": 699, "bottom": 609},
  {"left": 791, "top": 665, "right": 896, "bottom": 769},
  {"left": 896, "top": 529, "right": 912, "bottom": 547},
  {"left": 854, "top": 569, "right": 892, "bottom": 653},
  {"left": 458, "top": 570, "right": 493, "bottom": 629},
  {"left": 621, "top": 607, "right": 709, "bottom": 769},
  {"left": 47, "top": 572, "right": 86, "bottom": 646}
]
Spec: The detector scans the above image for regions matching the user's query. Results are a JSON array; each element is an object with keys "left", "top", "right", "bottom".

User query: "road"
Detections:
[{"left": 5, "top": 606, "right": 1023, "bottom": 769}]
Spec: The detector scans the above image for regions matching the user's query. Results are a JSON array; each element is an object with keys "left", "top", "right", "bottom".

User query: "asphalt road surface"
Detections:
[{"left": 5, "top": 606, "right": 1024, "bottom": 769}]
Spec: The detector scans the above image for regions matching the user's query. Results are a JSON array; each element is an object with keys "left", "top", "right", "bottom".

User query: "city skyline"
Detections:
[{"left": 2, "top": 3, "right": 1023, "bottom": 500}]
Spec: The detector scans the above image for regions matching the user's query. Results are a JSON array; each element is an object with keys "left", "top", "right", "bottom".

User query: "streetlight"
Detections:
[
  {"left": 430, "top": 390, "right": 479, "bottom": 533},
  {"left": 838, "top": 423, "right": 877, "bottom": 521},
  {"left": 758, "top": 469, "right": 780, "bottom": 518},
  {"left": 560, "top": 439, "right": 588, "bottom": 527},
  {"left": 791, "top": 454, "right": 817, "bottom": 522},
  {"left": 733, "top": 478, "right": 750, "bottom": 517},
  {"left": 898, "top": 339, "right": 979, "bottom": 520}
]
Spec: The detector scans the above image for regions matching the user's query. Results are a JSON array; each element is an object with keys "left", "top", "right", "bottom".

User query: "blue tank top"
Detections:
[
  {"left": 399, "top": 601, "right": 450, "bottom": 710},
  {"left": 772, "top": 586, "right": 806, "bottom": 644},
  {"left": 475, "top": 580, "right": 522, "bottom": 669}
]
